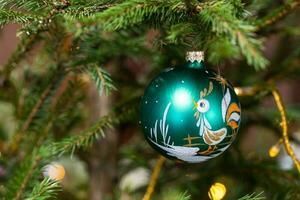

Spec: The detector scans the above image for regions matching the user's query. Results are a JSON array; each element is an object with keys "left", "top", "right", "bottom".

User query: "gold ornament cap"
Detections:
[{"left": 186, "top": 51, "right": 204, "bottom": 62}]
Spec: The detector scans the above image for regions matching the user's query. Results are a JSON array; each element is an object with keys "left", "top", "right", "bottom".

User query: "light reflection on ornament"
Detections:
[
  {"left": 208, "top": 182, "right": 226, "bottom": 200},
  {"left": 173, "top": 88, "right": 191, "bottom": 109}
]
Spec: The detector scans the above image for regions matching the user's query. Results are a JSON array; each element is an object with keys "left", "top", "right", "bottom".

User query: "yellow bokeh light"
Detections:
[
  {"left": 43, "top": 163, "right": 66, "bottom": 181},
  {"left": 208, "top": 182, "right": 226, "bottom": 200},
  {"left": 269, "top": 144, "right": 280, "bottom": 158},
  {"left": 234, "top": 87, "right": 242, "bottom": 96}
]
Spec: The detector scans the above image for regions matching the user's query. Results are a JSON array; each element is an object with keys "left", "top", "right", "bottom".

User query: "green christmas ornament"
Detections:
[{"left": 140, "top": 51, "right": 241, "bottom": 163}]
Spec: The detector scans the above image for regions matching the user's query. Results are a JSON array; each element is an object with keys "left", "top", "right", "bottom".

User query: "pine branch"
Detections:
[
  {"left": 5, "top": 98, "right": 136, "bottom": 199},
  {"left": 63, "top": 3, "right": 113, "bottom": 18},
  {"left": 5, "top": 120, "right": 57, "bottom": 200},
  {"left": 50, "top": 77, "right": 86, "bottom": 132},
  {"left": 238, "top": 192, "right": 265, "bottom": 200},
  {"left": 0, "top": 0, "right": 52, "bottom": 12},
  {"left": 87, "top": 65, "right": 117, "bottom": 96},
  {"left": 21, "top": 82, "right": 53, "bottom": 131},
  {"left": 199, "top": 1, "right": 269, "bottom": 70},
  {"left": 6, "top": 100, "right": 135, "bottom": 199},
  {"left": 7, "top": 71, "right": 64, "bottom": 155},
  {"left": 92, "top": 0, "right": 189, "bottom": 30},
  {"left": 4, "top": 92, "right": 62, "bottom": 199},
  {"left": 166, "top": 21, "right": 240, "bottom": 65},
  {"left": 24, "top": 178, "right": 61, "bottom": 200},
  {"left": 50, "top": 115, "right": 114, "bottom": 156},
  {"left": 176, "top": 192, "right": 191, "bottom": 200},
  {"left": 66, "top": 1, "right": 267, "bottom": 70},
  {"left": 255, "top": 0, "right": 300, "bottom": 30},
  {"left": 0, "top": 34, "right": 40, "bottom": 86},
  {"left": 0, "top": 9, "right": 36, "bottom": 26},
  {"left": 0, "top": 2, "right": 70, "bottom": 85},
  {"left": 206, "top": 36, "right": 240, "bottom": 64},
  {"left": 5, "top": 150, "right": 42, "bottom": 200},
  {"left": 163, "top": 190, "right": 191, "bottom": 200},
  {"left": 227, "top": 0, "right": 246, "bottom": 18},
  {"left": 166, "top": 22, "right": 197, "bottom": 45},
  {"left": 46, "top": 101, "right": 137, "bottom": 156}
]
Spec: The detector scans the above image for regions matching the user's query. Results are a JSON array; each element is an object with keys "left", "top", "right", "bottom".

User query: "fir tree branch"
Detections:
[
  {"left": 0, "top": 7, "right": 42, "bottom": 85},
  {"left": 183, "top": 0, "right": 193, "bottom": 13},
  {"left": 238, "top": 192, "right": 265, "bottom": 200},
  {"left": 5, "top": 150, "right": 42, "bottom": 200},
  {"left": 199, "top": 1, "right": 269, "bottom": 70},
  {"left": 0, "top": 0, "right": 51, "bottom": 12},
  {"left": 255, "top": 0, "right": 300, "bottom": 30},
  {"left": 49, "top": 115, "right": 114, "bottom": 156},
  {"left": 0, "top": 2, "right": 70, "bottom": 86},
  {"left": 92, "top": 0, "right": 189, "bottom": 30},
  {"left": 13, "top": 157, "right": 41, "bottom": 200},
  {"left": 0, "top": 9, "right": 36, "bottom": 26},
  {"left": 162, "top": 190, "right": 191, "bottom": 200},
  {"left": 21, "top": 83, "right": 53, "bottom": 131},
  {"left": 24, "top": 178, "right": 61, "bottom": 200},
  {"left": 0, "top": 34, "right": 40, "bottom": 85},
  {"left": 87, "top": 65, "right": 117, "bottom": 96},
  {"left": 175, "top": 192, "right": 191, "bottom": 200},
  {"left": 5, "top": 122, "right": 55, "bottom": 200},
  {"left": 64, "top": 3, "right": 114, "bottom": 18},
  {"left": 46, "top": 101, "right": 137, "bottom": 156},
  {"left": 5, "top": 102, "right": 133, "bottom": 199},
  {"left": 166, "top": 22, "right": 197, "bottom": 45},
  {"left": 7, "top": 72, "right": 64, "bottom": 155},
  {"left": 176, "top": 192, "right": 191, "bottom": 200}
]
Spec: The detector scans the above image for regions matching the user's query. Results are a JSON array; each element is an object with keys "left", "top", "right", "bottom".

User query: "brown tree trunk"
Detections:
[{"left": 86, "top": 84, "right": 118, "bottom": 200}]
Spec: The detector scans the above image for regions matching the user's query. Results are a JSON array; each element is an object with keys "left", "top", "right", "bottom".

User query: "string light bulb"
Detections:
[
  {"left": 269, "top": 139, "right": 282, "bottom": 158},
  {"left": 43, "top": 163, "right": 65, "bottom": 181},
  {"left": 208, "top": 182, "right": 226, "bottom": 200},
  {"left": 234, "top": 87, "right": 243, "bottom": 96}
]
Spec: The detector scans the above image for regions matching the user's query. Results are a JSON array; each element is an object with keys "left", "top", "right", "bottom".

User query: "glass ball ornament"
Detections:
[{"left": 140, "top": 51, "right": 241, "bottom": 163}]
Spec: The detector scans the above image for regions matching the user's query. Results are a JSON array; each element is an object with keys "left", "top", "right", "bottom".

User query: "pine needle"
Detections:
[
  {"left": 0, "top": 0, "right": 51, "bottom": 12},
  {"left": 87, "top": 64, "right": 117, "bottom": 96},
  {"left": 24, "top": 178, "right": 61, "bottom": 200},
  {"left": 0, "top": 9, "right": 35, "bottom": 26},
  {"left": 92, "top": 0, "right": 188, "bottom": 30},
  {"left": 199, "top": 1, "right": 269, "bottom": 70},
  {"left": 238, "top": 192, "right": 266, "bottom": 200}
]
